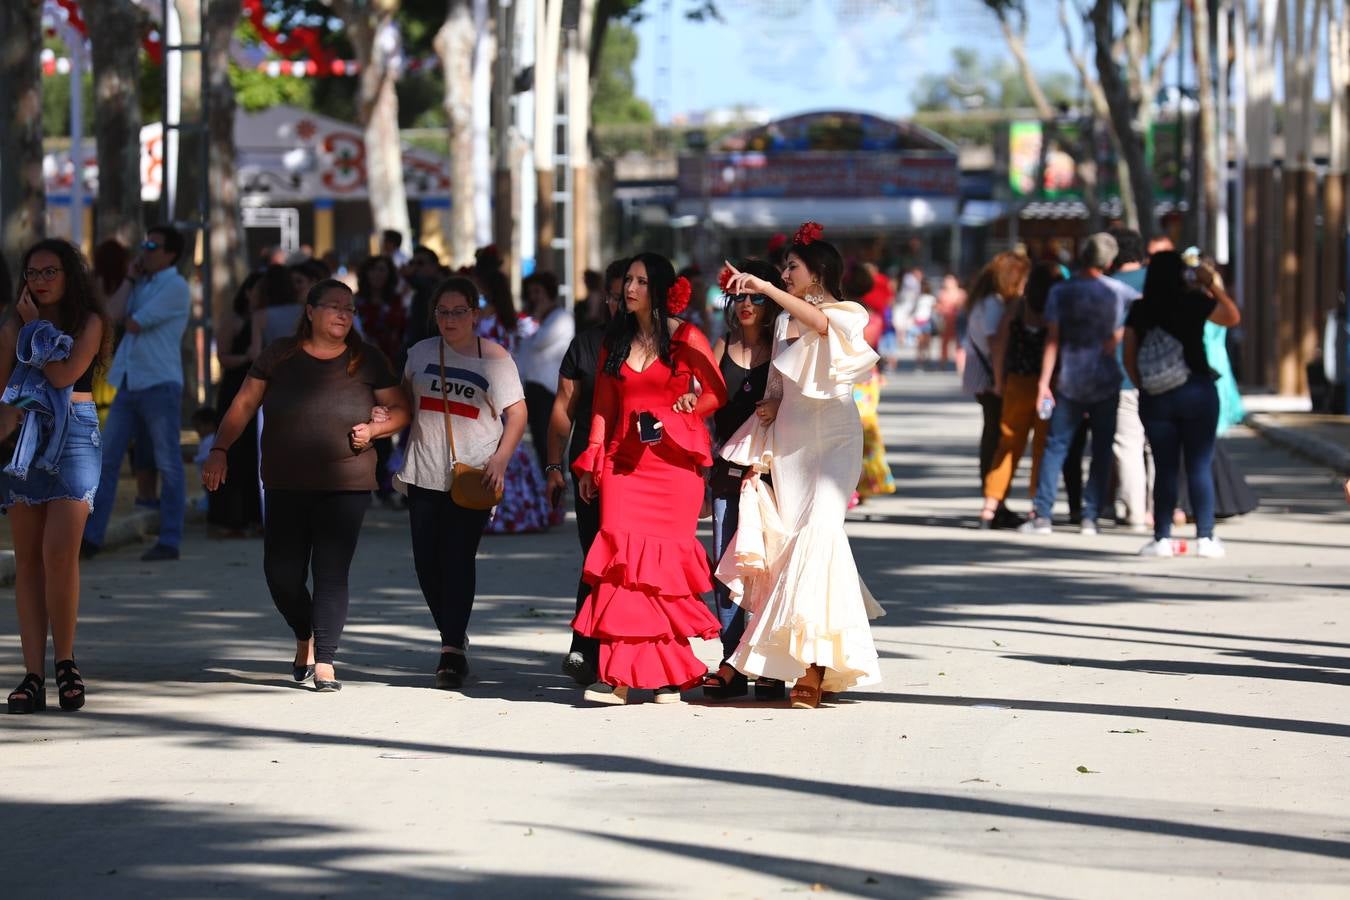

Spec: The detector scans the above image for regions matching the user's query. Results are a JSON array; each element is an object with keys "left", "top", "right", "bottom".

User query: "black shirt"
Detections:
[
  {"left": 714, "top": 350, "right": 770, "bottom": 444},
  {"left": 1125, "top": 289, "right": 1218, "bottom": 379},
  {"left": 558, "top": 326, "right": 605, "bottom": 465}
]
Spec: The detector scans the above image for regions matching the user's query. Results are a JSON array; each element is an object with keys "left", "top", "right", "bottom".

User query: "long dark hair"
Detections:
[
  {"left": 289, "top": 280, "right": 364, "bottom": 375},
  {"left": 18, "top": 238, "right": 110, "bottom": 366},
  {"left": 232, "top": 271, "right": 263, "bottom": 318},
  {"left": 473, "top": 246, "right": 516, "bottom": 333},
  {"left": 1023, "top": 261, "right": 1065, "bottom": 316},
  {"left": 603, "top": 252, "right": 677, "bottom": 378},
  {"left": 357, "top": 255, "right": 401, "bottom": 308},
  {"left": 788, "top": 239, "right": 845, "bottom": 299},
  {"left": 722, "top": 257, "right": 782, "bottom": 344},
  {"left": 92, "top": 239, "right": 130, "bottom": 296},
  {"left": 257, "top": 263, "right": 295, "bottom": 308}
]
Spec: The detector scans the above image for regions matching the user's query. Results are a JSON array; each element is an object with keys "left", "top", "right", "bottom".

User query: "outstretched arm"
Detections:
[{"left": 723, "top": 263, "right": 829, "bottom": 335}]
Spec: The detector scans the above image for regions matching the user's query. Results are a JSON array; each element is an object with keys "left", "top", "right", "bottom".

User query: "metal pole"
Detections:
[{"left": 69, "top": 33, "right": 84, "bottom": 250}]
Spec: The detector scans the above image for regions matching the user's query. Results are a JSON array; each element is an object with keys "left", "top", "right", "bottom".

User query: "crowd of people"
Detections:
[{"left": 3, "top": 220, "right": 899, "bottom": 712}]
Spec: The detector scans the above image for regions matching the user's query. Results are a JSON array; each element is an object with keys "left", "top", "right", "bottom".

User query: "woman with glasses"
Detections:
[
  {"left": 397, "top": 277, "right": 528, "bottom": 689},
  {"left": 2, "top": 239, "right": 109, "bottom": 713},
  {"left": 699, "top": 259, "right": 783, "bottom": 701},
  {"left": 204, "top": 280, "right": 406, "bottom": 692}
]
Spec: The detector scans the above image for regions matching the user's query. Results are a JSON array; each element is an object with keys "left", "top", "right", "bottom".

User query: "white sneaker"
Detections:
[
  {"left": 583, "top": 683, "right": 629, "bottom": 705},
  {"left": 1138, "top": 538, "right": 1174, "bottom": 557},
  {"left": 1197, "top": 537, "right": 1226, "bottom": 559},
  {"left": 1018, "top": 517, "right": 1052, "bottom": 535},
  {"left": 1080, "top": 519, "right": 1099, "bottom": 536}
]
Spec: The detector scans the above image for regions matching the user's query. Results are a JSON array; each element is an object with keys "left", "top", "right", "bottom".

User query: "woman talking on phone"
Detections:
[
  {"left": 2, "top": 239, "right": 108, "bottom": 713},
  {"left": 572, "top": 253, "right": 727, "bottom": 705}
]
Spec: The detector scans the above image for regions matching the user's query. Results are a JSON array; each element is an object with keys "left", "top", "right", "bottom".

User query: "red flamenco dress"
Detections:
[{"left": 571, "top": 323, "right": 728, "bottom": 688}]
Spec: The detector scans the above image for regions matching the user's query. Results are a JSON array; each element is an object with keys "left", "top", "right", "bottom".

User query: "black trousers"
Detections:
[
  {"left": 209, "top": 416, "right": 261, "bottom": 529},
  {"left": 568, "top": 473, "right": 601, "bottom": 662},
  {"left": 976, "top": 392, "right": 1003, "bottom": 489},
  {"left": 262, "top": 490, "right": 370, "bottom": 665},
  {"left": 524, "top": 382, "right": 555, "bottom": 474},
  {"left": 407, "top": 484, "right": 492, "bottom": 650}
]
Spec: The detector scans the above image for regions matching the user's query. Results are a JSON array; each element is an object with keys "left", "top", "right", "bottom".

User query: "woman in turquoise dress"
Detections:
[{"left": 1179, "top": 321, "right": 1256, "bottom": 519}]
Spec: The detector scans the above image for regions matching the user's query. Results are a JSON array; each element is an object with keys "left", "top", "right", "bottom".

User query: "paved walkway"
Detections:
[{"left": 3, "top": 367, "right": 1348, "bottom": 898}]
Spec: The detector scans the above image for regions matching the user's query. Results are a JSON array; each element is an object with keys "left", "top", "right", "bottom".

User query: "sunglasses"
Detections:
[
  {"left": 730, "top": 294, "right": 768, "bottom": 306},
  {"left": 141, "top": 240, "right": 160, "bottom": 251}
]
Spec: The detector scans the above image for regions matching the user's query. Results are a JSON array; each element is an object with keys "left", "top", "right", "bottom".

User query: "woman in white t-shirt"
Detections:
[{"left": 398, "top": 276, "right": 527, "bottom": 690}]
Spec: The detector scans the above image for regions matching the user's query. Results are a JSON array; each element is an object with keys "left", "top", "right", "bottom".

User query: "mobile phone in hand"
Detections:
[{"left": 637, "top": 411, "right": 664, "bottom": 444}]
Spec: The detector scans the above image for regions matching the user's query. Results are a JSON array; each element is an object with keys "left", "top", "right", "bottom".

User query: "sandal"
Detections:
[
  {"left": 754, "top": 677, "right": 786, "bottom": 701},
  {"left": 789, "top": 666, "right": 824, "bottom": 710},
  {"left": 435, "top": 650, "right": 469, "bottom": 690},
  {"left": 7, "top": 673, "right": 45, "bottom": 714},
  {"left": 54, "top": 660, "right": 85, "bottom": 712},
  {"left": 700, "top": 667, "right": 748, "bottom": 701}
]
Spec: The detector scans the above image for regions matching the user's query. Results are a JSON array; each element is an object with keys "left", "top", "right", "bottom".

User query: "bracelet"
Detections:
[
  {"left": 544, "top": 463, "right": 564, "bottom": 475},
  {"left": 209, "top": 446, "right": 228, "bottom": 454}
]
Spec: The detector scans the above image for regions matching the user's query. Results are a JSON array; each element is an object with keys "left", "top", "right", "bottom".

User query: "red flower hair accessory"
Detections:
[
  {"left": 667, "top": 276, "right": 692, "bottom": 314},
  {"left": 766, "top": 233, "right": 788, "bottom": 254},
  {"left": 794, "top": 221, "right": 824, "bottom": 246},
  {"left": 717, "top": 265, "right": 734, "bottom": 294}
]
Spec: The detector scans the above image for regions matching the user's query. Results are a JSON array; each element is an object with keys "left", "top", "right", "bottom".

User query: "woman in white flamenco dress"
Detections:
[{"left": 717, "top": 226, "right": 885, "bottom": 708}]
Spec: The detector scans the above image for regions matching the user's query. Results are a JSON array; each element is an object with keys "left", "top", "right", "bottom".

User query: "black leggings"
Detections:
[
  {"left": 407, "top": 484, "right": 491, "bottom": 650},
  {"left": 524, "top": 382, "right": 555, "bottom": 474},
  {"left": 568, "top": 473, "right": 601, "bottom": 662},
  {"left": 262, "top": 490, "right": 370, "bottom": 665}
]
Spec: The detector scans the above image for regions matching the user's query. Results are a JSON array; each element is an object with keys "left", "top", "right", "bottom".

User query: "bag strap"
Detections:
[{"left": 439, "top": 338, "right": 459, "bottom": 465}]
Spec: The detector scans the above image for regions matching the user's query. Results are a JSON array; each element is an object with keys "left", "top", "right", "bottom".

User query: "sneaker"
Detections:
[
  {"left": 1138, "top": 538, "right": 1174, "bottom": 557},
  {"left": 140, "top": 543, "right": 179, "bottom": 562},
  {"left": 583, "top": 683, "right": 629, "bottom": 705},
  {"left": 1197, "top": 537, "right": 1226, "bottom": 559},
  {"left": 1080, "top": 519, "right": 1099, "bottom": 536},
  {"left": 1018, "top": 517, "right": 1052, "bottom": 535},
  {"left": 653, "top": 685, "right": 684, "bottom": 705},
  {"left": 560, "top": 651, "right": 595, "bottom": 686}
]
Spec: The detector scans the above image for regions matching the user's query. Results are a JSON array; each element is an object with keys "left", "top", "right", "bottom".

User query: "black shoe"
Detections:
[
  {"left": 991, "top": 506, "right": 1025, "bottom": 530},
  {"left": 7, "top": 673, "right": 45, "bottom": 714},
  {"left": 700, "top": 669, "right": 748, "bottom": 701},
  {"left": 313, "top": 677, "right": 342, "bottom": 692},
  {"left": 292, "top": 664, "right": 315, "bottom": 683},
  {"left": 53, "top": 660, "right": 85, "bottom": 712},
  {"left": 79, "top": 540, "right": 100, "bottom": 560},
  {"left": 435, "top": 650, "right": 469, "bottom": 690},
  {"left": 140, "top": 544, "right": 179, "bottom": 562},
  {"left": 561, "top": 651, "right": 595, "bottom": 686},
  {"left": 754, "top": 677, "right": 786, "bottom": 701}
]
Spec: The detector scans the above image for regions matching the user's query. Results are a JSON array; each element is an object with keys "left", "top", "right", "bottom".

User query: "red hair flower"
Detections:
[
  {"left": 794, "top": 221, "right": 824, "bottom": 246},
  {"left": 766, "top": 233, "right": 788, "bottom": 254},
  {"left": 717, "top": 265, "right": 734, "bottom": 294},
  {"left": 667, "top": 276, "right": 692, "bottom": 314}
]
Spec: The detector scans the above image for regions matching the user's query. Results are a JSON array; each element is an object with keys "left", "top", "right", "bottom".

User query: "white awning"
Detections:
[{"left": 674, "top": 196, "right": 957, "bottom": 230}]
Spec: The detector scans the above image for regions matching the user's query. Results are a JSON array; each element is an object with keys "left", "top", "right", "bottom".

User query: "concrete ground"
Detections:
[{"left": 2, "top": 366, "right": 1348, "bottom": 899}]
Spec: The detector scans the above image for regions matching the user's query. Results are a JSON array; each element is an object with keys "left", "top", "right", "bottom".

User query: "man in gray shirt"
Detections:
[{"left": 1021, "top": 232, "right": 1139, "bottom": 535}]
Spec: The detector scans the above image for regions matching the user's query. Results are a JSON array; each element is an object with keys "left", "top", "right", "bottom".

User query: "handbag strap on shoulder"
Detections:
[{"left": 439, "top": 339, "right": 458, "bottom": 464}]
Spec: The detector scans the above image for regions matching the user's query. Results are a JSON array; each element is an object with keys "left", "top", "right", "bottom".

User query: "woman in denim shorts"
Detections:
[{"left": 1, "top": 239, "right": 109, "bottom": 714}]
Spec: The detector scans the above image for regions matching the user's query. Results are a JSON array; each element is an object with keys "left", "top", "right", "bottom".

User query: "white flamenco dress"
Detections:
[{"left": 715, "top": 301, "right": 885, "bottom": 693}]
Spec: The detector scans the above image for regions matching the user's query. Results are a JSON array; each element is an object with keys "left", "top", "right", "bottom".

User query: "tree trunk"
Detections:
[
  {"left": 329, "top": 1, "right": 411, "bottom": 252},
  {"left": 437, "top": 0, "right": 476, "bottom": 265},
  {"left": 81, "top": 0, "right": 144, "bottom": 248},
  {"left": 0, "top": 0, "right": 46, "bottom": 271},
  {"left": 1091, "top": 0, "right": 1154, "bottom": 236},
  {"left": 1193, "top": 0, "right": 1220, "bottom": 253},
  {"left": 492, "top": 0, "right": 517, "bottom": 275},
  {"left": 206, "top": 0, "right": 246, "bottom": 333},
  {"left": 534, "top": 0, "right": 563, "bottom": 266},
  {"left": 172, "top": 0, "right": 205, "bottom": 233}
]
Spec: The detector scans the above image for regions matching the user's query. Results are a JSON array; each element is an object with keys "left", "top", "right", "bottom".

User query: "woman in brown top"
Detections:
[{"left": 203, "top": 280, "right": 408, "bottom": 691}]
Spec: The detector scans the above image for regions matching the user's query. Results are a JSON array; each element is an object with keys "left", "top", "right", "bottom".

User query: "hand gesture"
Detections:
[
  {"left": 483, "top": 452, "right": 508, "bottom": 495},
  {"left": 755, "top": 398, "right": 780, "bottom": 425},
  {"left": 672, "top": 392, "right": 698, "bottom": 414},
  {"left": 723, "top": 262, "right": 769, "bottom": 297},
  {"left": 202, "top": 451, "right": 227, "bottom": 492},
  {"left": 578, "top": 471, "right": 598, "bottom": 503},
  {"left": 16, "top": 286, "right": 38, "bottom": 325},
  {"left": 350, "top": 422, "right": 374, "bottom": 452}
]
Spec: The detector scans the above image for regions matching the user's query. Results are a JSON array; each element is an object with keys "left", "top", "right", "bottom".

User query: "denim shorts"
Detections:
[{"left": 2, "top": 401, "right": 102, "bottom": 512}]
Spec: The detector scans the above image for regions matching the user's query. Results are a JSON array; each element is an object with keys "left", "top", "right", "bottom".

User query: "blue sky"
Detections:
[{"left": 631, "top": 0, "right": 1157, "bottom": 123}]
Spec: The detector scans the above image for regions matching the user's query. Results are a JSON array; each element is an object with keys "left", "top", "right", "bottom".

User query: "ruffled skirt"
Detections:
[
  {"left": 486, "top": 443, "right": 563, "bottom": 534},
  {"left": 573, "top": 442, "right": 719, "bottom": 689}
]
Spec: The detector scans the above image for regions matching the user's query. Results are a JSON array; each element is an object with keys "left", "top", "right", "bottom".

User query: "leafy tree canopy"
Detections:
[{"left": 912, "top": 47, "right": 1076, "bottom": 113}]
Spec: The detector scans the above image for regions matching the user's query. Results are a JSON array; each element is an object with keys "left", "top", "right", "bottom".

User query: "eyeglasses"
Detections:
[
  {"left": 141, "top": 240, "right": 160, "bottom": 251},
  {"left": 314, "top": 303, "right": 357, "bottom": 316},
  {"left": 23, "top": 267, "right": 62, "bottom": 282},
  {"left": 731, "top": 294, "right": 768, "bottom": 306},
  {"left": 434, "top": 307, "right": 473, "bottom": 320}
]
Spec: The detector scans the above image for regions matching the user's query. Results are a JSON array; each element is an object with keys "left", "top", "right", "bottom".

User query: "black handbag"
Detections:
[{"left": 707, "top": 458, "right": 752, "bottom": 496}]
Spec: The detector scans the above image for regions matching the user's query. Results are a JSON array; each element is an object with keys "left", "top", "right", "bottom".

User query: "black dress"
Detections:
[{"left": 210, "top": 316, "right": 262, "bottom": 530}]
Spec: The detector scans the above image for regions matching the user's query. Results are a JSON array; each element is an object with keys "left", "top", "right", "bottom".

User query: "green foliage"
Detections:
[
  {"left": 912, "top": 47, "right": 1076, "bottom": 113},
  {"left": 592, "top": 23, "right": 653, "bottom": 126},
  {"left": 42, "top": 72, "right": 96, "bottom": 138},
  {"left": 231, "top": 62, "right": 316, "bottom": 112}
]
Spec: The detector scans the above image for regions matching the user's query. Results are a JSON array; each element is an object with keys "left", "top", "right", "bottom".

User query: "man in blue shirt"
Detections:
[
  {"left": 1021, "top": 232, "right": 1137, "bottom": 535},
  {"left": 83, "top": 225, "right": 191, "bottom": 561}
]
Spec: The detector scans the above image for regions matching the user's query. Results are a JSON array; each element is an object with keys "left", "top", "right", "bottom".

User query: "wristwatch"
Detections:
[{"left": 544, "top": 463, "right": 564, "bottom": 475}]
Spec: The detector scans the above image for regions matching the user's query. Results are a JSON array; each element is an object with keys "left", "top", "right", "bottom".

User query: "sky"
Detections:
[{"left": 631, "top": 0, "right": 1170, "bottom": 123}]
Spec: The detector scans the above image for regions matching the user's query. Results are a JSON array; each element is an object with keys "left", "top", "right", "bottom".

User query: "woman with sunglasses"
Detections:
[
  {"left": 700, "top": 259, "right": 783, "bottom": 701},
  {"left": 204, "top": 280, "right": 406, "bottom": 692},
  {"left": 397, "top": 277, "right": 527, "bottom": 689},
  {"left": 1, "top": 240, "right": 109, "bottom": 713}
]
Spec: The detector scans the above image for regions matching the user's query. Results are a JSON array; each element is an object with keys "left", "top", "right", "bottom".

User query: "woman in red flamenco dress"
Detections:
[{"left": 573, "top": 252, "right": 727, "bottom": 705}]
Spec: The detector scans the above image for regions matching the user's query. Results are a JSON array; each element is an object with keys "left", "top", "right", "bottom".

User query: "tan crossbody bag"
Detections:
[{"left": 439, "top": 337, "right": 503, "bottom": 509}]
